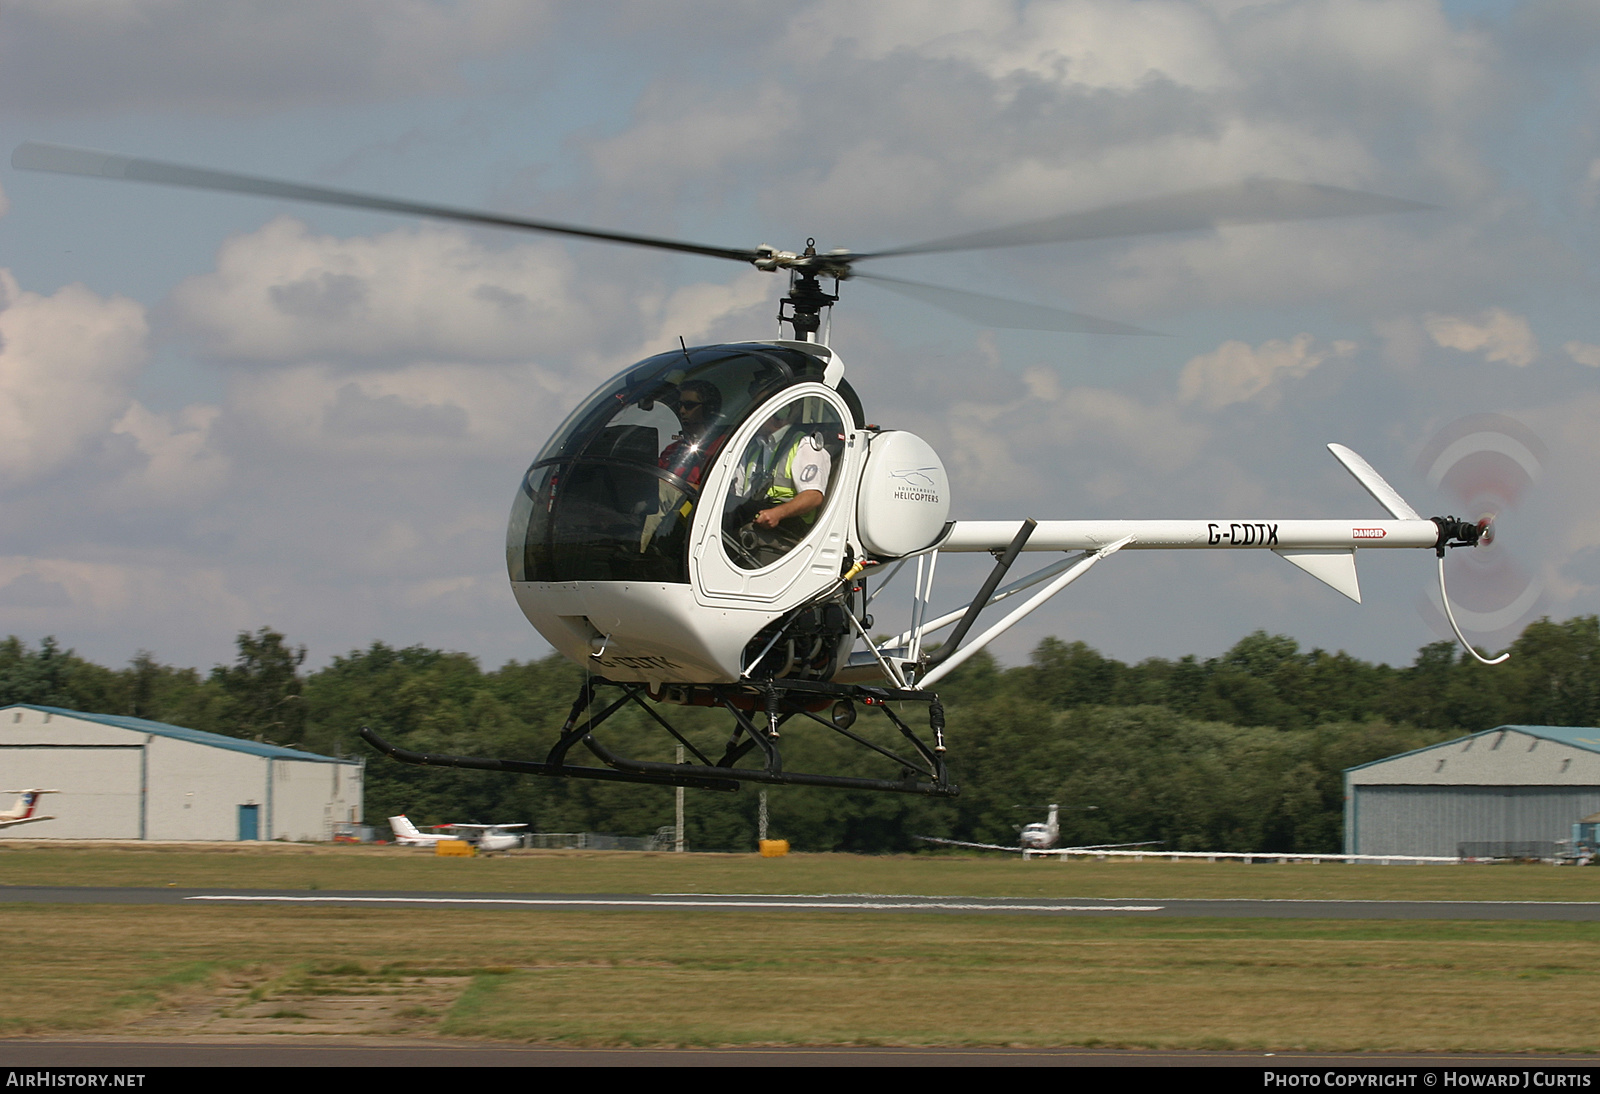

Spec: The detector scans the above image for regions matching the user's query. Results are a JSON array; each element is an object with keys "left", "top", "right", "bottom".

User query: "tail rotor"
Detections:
[{"left": 1416, "top": 414, "right": 1545, "bottom": 657}]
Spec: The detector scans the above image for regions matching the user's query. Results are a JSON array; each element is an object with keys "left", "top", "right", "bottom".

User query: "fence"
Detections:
[
  {"left": 1035, "top": 848, "right": 1461, "bottom": 864},
  {"left": 1457, "top": 841, "right": 1560, "bottom": 862},
  {"left": 526, "top": 831, "right": 675, "bottom": 851}
]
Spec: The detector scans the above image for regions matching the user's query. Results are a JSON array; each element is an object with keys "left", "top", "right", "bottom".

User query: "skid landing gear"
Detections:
[{"left": 361, "top": 677, "right": 957, "bottom": 797}]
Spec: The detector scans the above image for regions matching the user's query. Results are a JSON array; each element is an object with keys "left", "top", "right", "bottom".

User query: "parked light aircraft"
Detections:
[
  {"left": 0, "top": 789, "right": 57, "bottom": 830},
  {"left": 387, "top": 815, "right": 453, "bottom": 847},
  {"left": 446, "top": 823, "right": 529, "bottom": 852},
  {"left": 14, "top": 141, "right": 1503, "bottom": 802},
  {"left": 919, "top": 803, "right": 1161, "bottom": 856},
  {"left": 388, "top": 815, "right": 526, "bottom": 851}
]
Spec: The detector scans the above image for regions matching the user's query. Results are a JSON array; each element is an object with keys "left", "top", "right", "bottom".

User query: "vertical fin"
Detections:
[
  {"left": 1273, "top": 548, "right": 1362, "bottom": 603},
  {"left": 1328, "top": 443, "right": 1421, "bottom": 520}
]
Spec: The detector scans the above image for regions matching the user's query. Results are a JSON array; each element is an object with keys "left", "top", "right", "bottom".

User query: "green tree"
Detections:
[{"left": 212, "top": 628, "right": 307, "bottom": 745}]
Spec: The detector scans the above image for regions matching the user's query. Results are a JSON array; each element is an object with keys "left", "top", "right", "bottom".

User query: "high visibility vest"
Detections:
[{"left": 744, "top": 428, "right": 820, "bottom": 524}]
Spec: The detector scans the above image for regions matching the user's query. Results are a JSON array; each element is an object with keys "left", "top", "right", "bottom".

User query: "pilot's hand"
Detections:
[{"left": 753, "top": 507, "right": 782, "bottom": 530}]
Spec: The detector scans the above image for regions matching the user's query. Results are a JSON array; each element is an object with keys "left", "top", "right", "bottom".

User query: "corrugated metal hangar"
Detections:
[
  {"left": 0, "top": 704, "right": 363, "bottom": 841},
  {"left": 1345, "top": 724, "right": 1600, "bottom": 857}
]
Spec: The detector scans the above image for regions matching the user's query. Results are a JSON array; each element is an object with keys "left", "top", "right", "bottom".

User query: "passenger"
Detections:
[
  {"left": 640, "top": 380, "right": 724, "bottom": 555},
  {"left": 658, "top": 380, "right": 723, "bottom": 488}
]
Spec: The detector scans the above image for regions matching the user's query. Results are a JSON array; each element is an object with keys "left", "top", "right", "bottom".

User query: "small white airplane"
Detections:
[
  {"left": 0, "top": 789, "right": 58, "bottom": 830},
  {"left": 445, "top": 823, "right": 528, "bottom": 853},
  {"left": 1022, "top": 803, "right": 1063, "bottom": 850},
  {"left": 387, "top": 815, "right": 453, "bottom": 846},
  {"left": 919, "top": 804, "right": 1161, "bottom": 857},
  {"left": 387, "top": 815, "right": 527, "bottom": 851}
]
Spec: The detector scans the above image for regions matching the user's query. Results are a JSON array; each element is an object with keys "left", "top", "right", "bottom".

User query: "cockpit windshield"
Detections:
[{"left": 508, "top": 343, "right": 861, "bottom": 584}]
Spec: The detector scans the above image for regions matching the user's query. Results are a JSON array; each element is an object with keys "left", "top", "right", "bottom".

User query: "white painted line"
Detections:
[
  {"left": 1074, "top": 897, "right": 1600, "bottom": 907},
  {"left": 185, "top": 895, "right": 1164, "bottom": 913},
  {"left": 660, "top": 892, "right": 1600, "bottom": 908}
]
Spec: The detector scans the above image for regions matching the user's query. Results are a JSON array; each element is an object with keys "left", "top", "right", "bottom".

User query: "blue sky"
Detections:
[{"left": 1, "top": 0, "right": 1596, "bottom": 674}]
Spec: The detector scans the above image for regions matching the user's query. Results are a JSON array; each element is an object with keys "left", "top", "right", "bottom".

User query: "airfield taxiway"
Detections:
[{"left": 3, "top": 885, "right": 1598, "bottom": 920}]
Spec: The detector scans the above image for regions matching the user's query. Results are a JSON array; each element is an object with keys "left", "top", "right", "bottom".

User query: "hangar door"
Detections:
[
  {"left": 0, "top": 746, "right": 143, "bottom": 839},
  {"left": 1352, "top": 785, "right": 1600, "bottom": 857}
]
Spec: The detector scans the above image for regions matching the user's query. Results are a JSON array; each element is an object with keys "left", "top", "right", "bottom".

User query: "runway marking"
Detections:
[
  {"left": 185, "top": 895, "right": 1164, "bottom": 913},
  {"left": 1078, "top": 897, "right": 1600, "bottom": 907},
  {"left": 658, "top": 891, "right": 1600, "bottom": 909}
]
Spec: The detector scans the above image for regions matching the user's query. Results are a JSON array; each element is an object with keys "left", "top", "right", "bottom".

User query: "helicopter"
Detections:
[{"left": 12, "top": 141, "right": 1502, "bottom": 800}]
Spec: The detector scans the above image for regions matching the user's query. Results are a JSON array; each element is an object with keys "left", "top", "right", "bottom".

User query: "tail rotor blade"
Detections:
[{"left": 1414, "top": 415, "right": 1546, "bottom": 646}]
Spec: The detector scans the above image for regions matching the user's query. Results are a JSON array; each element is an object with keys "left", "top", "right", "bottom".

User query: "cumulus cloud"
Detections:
[
  {"left": 0, "top": 271, "right": 148, "bottom": 488},
  {"left": 169, "top": 218, "right": 592, "bottom": 365},
  {"left": 631, "top": 271, "right": 775, "bottom": 355},
  {"left": 587, "top": 83, "right": 799, "bottom": 201},
  {"left": 1179, "top": 334, "right": 1355, "bottom": 409},
  {"left": 785, "top": 0, "right": 1236, "bottom": 92},
  {"left": 0, "top": 553, "right": 251, "bottom": 634},
  {"left": 0, "top": 0, "right": 553, "bottom": 115},
  {"left": 932, "top": 347, "right": 1210, "bottom": 511},
  {"left": 109, "top": 402, "right": 228, "bottom": 505},
  {"left": 1564, "top": 341, "right": 1600, "bottom": 368},
  {"left": 566, "top": 0, "right": 1506, "bottom": 325},
  {"left": 1423, "top": 308, "right": 1538, "bottom": 368}
]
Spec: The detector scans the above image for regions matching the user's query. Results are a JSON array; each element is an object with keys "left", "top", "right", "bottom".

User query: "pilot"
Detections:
[{"left": 731, "top": 403, "right": 832, "bottom": 566}]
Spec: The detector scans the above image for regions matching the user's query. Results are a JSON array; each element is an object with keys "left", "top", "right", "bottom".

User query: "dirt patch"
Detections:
[{"left": 124, "top": 964, "right": 475, "bottom": 1038}]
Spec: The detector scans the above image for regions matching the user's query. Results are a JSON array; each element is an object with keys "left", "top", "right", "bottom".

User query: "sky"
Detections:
[{"left": 0, "top": 0, "right": 1597, "bottom": 676}]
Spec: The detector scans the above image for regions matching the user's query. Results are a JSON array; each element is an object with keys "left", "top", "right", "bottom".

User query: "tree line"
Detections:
[{"left": 3, "top": 616, "right": 1598, "bottom": 853}]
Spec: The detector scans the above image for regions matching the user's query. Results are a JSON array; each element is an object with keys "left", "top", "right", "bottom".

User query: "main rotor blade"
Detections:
[
  {"left": 852, "top": 271, "right": 1158, "bottom": 335},
  {"left": 12, "top": 141, "right": 762, "bottom": 265},
  {"left": 854, "top": 179, "right": 1435, "bottom": 259}
]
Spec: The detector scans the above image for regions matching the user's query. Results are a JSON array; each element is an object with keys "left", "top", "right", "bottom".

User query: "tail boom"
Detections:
[{"left": 941, "top": 518, "right": 1441, "bottom": 553}]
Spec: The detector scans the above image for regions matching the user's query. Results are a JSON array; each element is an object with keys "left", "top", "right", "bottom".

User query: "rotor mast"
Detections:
[{"left": 756, "top": 237, "right": 841, "bottom": 343}]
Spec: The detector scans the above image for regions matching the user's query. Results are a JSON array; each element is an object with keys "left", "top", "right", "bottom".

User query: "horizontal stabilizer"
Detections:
[
  {"left": 1274, "top": 548, "right": 1361, "bottom": 603},
  {"left": 1327, "top": 443, "right": 1421, "bottom": 520}
]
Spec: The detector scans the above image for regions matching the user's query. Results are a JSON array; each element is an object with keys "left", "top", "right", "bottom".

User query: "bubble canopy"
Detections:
[{"left": 508, "top": 343, "right": 863, "bottom": 585}]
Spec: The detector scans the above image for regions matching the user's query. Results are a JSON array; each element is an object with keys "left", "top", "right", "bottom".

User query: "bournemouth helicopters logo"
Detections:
[{"left": 889, "top": 467, "right": 941, "bottom": 503}]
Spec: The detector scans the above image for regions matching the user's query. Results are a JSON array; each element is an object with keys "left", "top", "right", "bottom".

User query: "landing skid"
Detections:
[{"left": 361, "top": 676, "right": 957, "bottom": 797}]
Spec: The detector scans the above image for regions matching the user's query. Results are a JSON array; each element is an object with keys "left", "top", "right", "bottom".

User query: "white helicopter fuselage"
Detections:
[
  {"left": 511, "top": 380, "right": 866, "bottom": 685},
  {"left": 509, "top": 339, "right": 1457, "bottom": 693},
  {"left": 509, "top": 340, "right": 929, "bottom": 687}
]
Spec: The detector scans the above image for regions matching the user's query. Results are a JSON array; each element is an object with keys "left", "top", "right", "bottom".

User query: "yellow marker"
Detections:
[
  {"left": 759, "top": 839, "right": 789, "bottom": 857},
  {"left": 435, "top": 839, "right": 475, "bottom": 857}
]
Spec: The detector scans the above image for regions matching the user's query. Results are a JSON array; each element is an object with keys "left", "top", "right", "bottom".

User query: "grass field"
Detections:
[
  {"left": 2, "top": 903, "right": 1598, "bottom": 1051},
  {"left": 1, "top": 840, "right": 1598, "bottom": 902},
  {"left": 2, "top": 843, "right": 1598, "bottom": 1050}
]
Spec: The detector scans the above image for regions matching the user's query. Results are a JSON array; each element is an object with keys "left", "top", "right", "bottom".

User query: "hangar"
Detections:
[
  {"left": 1345, "top": 724, "right": 1600, "bottom": 858},
  {"left": 0, "top": 703, "right": 363, "bottom": 841}
]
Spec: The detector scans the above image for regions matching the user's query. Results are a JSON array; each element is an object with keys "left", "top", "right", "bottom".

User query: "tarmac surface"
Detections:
[{"left": 2, "top": 885, "right": 1599, "bottom": 919}]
